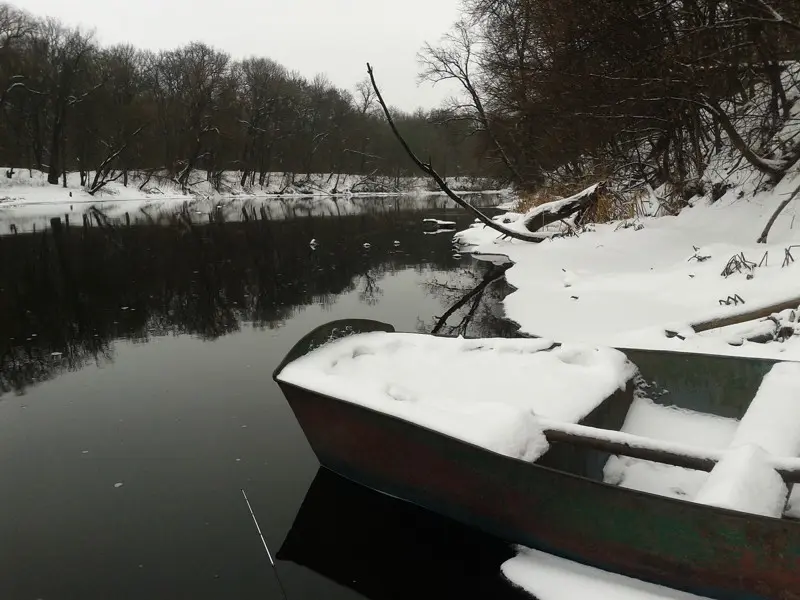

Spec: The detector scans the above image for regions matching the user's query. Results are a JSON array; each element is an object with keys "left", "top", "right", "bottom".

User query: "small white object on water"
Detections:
[
  {"left": 236, "top": 458, "right": 242, "bottom": 462},
  {"left": 363, "top": 242, "right": 371, "bottom": 249},
  {"left": 51, "top": 351, "right": 62, "bottom": 358},
  {"left": 393, "top": 240, "right": 400, "bottom": 246},
  {"left": 82, "top": 450, "right": 89, "bottom": 454},
  {"left": 423, "top": 218, "right": 457, "bottom": 228},
  {"left": 452, "top": 253, "right": 462, "bottom": 259},
  {"left": 114, "top": 482, "right": 124, "bottom": 488},
  {"left": 309, "top": 238, "right": 318, "bottom": 248}
]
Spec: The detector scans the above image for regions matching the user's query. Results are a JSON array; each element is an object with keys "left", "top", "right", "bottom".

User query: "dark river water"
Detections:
[{"left": 0, "top": 195, "right": 534, "bottom": 600}]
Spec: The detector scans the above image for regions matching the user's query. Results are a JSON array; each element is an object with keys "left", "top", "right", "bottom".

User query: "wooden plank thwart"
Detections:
[{"left": 540, "top": 419, "right": 800, "bottom": 484}]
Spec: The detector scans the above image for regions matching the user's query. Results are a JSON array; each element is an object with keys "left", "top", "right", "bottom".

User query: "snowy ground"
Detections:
[
  {"left": 0, "top": 169, "right": 508, "bottom": 234},
  {"left": 456, "top": 170, "right": 800, "bottom": 361}
]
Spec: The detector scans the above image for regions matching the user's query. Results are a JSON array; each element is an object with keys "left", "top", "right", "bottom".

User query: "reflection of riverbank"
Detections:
[
  {"left": 0, "top": 170, "right": 510, "bottom": 235},
  {"left": 0, "top": 193, "right": 505, "bottom": 235},
  {"left": 0, "top": 207, "right": 510, "bottom": 396}
]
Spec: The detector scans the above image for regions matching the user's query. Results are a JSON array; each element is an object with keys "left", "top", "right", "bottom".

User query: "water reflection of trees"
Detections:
[
  {"left": 421, "top": 263, "right": 520, "bottom": 338},
  {"left": 0, "top": 210, "right": 471, "bottom": 395}
]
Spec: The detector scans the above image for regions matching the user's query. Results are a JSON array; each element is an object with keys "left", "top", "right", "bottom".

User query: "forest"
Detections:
[
  {"left": 0, "top": 3, "right": 492, "bottom": 194},
  {"left": 420, "top": 0, "right": 800, "bottom": 205}
]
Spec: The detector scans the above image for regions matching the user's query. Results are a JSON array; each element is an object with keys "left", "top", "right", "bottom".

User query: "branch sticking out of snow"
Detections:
[
  {"left": 680, "top": 294, "right": 800, "bottom": 334},
  {"left": 758, "top": 182, "right": 800, "bottom": 244}
]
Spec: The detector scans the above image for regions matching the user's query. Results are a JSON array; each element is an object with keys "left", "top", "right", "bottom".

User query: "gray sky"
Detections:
[{"left": 16, "top": 0, "right": 463, "bottom": 111}]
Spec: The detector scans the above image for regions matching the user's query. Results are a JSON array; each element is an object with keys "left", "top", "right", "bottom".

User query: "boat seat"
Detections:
[
  {"left": 728, "top": 362, "right": 800, "bottom": 457},
  {"left": 694, "top": 444, "right": 788, "bottom": 518},
  {"left": 694, "top": 362, "right": 800, "bottom": 518}
]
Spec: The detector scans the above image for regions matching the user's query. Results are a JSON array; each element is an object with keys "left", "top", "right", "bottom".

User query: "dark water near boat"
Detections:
[{"left": 0, "top": 195, "right": 532, "bottom": 600}]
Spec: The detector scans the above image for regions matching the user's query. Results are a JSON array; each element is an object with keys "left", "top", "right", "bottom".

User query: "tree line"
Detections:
[
  {"left": 3, "top": 1, "right": 799, "bottom": 203},
  {"left": 0, "top": 3, "right": 494, "bottom": 194},
  {"left": 421, "top": 0, "right": 800, "bottom": 201}
]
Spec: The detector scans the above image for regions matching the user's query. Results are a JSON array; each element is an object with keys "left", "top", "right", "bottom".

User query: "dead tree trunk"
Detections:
[
  {"left": 522, "top": 184, "right": 605, "bottom": 232},
  {"left": 47, "top": 109, "right": 65, "bottom": 184}
]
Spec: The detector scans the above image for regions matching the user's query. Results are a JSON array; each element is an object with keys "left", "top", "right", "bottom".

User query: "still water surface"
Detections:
[{"left": 0, "top": 196, "right": 533, "bottom": 599}]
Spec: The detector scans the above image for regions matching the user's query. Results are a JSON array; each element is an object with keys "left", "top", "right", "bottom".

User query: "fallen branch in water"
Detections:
[{"left": 367, "top": 63, "right": 554, "bottom": 243}]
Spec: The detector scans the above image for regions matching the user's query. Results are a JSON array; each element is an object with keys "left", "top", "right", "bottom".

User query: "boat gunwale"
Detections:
[
  {"left": 276, "top": 376, "right": 800, "bottom": 529},
  {"left": 271, "top": 319, "right": 798, "bottom": 380}
]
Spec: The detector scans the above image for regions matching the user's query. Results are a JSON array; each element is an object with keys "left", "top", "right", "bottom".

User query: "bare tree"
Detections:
[
  {"left": 419, "top": 19, "right": 526, "bottom": 186},
  {"left": 354, "top": 77, "right": 376, "bottom": 115},
  {"left": 0, "top": 6, "right": 494, "bottom": 185}
]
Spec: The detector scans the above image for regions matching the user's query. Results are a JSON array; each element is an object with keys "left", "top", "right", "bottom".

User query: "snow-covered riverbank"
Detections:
[
  {"left": 0, "top": 168, "right": 508, "bottom": 233},
  {"left": 457, "top": 170, "right": 800, "bottom": 361}
]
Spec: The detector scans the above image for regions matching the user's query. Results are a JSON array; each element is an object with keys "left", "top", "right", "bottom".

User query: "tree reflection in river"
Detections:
[
  {"left": 0, "top": 201, "right": 510, "bottom": 395},
  {"left": 422, "top": 263, "right": 520, "bottom": 338}
]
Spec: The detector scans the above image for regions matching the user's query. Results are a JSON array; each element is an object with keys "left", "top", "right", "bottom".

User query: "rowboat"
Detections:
[{"left": 273, "top": 319, "right": 800, "bottom": 600}]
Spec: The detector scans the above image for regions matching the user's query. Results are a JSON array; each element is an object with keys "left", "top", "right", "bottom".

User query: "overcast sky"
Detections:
[{"left": 16, "top": 0, "right": 463, "bottom": 111}]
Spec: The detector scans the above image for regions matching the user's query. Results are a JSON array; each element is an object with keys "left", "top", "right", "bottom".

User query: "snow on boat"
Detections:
[{"left": 273, "top": 319, "right": 800, "bottom": 600}]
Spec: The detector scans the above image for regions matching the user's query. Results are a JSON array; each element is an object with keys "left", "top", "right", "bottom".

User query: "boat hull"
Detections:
[{"left": 277, "top": 380, "right": 800, "bottom": 600}]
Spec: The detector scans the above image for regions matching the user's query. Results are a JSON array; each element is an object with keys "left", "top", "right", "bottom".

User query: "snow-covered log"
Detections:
[
  {"left": 422, "top": 218, "right": 457, "bottom": 229},
  {"left": 522, "top": 183, "right": 603, "bottom": 232},
  {"left": 689, "top": 295, "right": 800, "bottom": 333}
]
